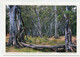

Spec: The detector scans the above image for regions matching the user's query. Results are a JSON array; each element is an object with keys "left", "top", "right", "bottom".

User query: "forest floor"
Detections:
[{"left": 6, "top": 35, "right": 76, "bottom": 52}]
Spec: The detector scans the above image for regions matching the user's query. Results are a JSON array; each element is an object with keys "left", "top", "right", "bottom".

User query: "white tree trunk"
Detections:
[
  {"left": 8, "top": 6, "right": 24, "bottom": 47},
  {"left": 65, "top": 6, "right": 72, "bottom": 52},
  {"left": 54, "top": 6, "right": 59, "bottom": 38},
  {"left": 8, "top": 6, "right": 18, "bottom": 45},
  {"left": 35, "top": 6, "right": 42, "bottom": 38}
]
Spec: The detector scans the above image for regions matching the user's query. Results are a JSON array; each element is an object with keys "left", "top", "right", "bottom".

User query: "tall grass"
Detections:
[{"left": 24, "top": 36, "right": 65, "bottom": 45}]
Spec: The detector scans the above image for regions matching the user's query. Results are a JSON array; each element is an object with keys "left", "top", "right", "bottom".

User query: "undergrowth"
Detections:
[{"left": 6, "top": 36, "right": 66, "bottom": 52}]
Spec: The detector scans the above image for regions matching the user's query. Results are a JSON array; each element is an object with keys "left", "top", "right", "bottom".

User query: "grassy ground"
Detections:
[
  {"left": 25, "top": 36, "right": 65, "bottom": 46},
  {"left": 6, "top": 46, "right": 41, "bottom": 52},
  {"left": 6, "top": 35, "right": 76, "bottom": 52}
]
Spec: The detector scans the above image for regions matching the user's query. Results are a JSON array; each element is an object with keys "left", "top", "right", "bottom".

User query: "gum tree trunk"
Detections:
[
  {"left": 54, "top": 6, "right": 59, "bottom": 38},
  {"left": 35, "top": 6, "right": 42, "bottom": 38},
  {"left": 7, "top": 5, "right": 24, "bottom": 48},
  {"left": 60, "top": 6, "right": 73, "bottom": 51},
  {"left": 65, "top": 6, "right": 72, "bottom": 52},
  {"left": 8, "top": 6, "right": 17, "bottom": 46}
]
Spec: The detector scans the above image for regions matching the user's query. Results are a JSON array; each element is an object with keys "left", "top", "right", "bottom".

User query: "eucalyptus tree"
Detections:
[
  {"left": 34, "top": 6, "right": 42, "bottom": 38},
  {"left": 7, "top": 5, "right": 25, "bottom": 47},
  {"left": 65, "top": 6, "right": 73, "bottom": 52},
  {"left": 48, "top": 6, "right": 54, "bottom": 37},
  {"left": 54, "top": 6, "right": 59, "bottom": 38}
]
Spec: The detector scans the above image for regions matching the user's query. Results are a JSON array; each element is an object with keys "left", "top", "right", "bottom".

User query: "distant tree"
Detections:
[
  {"left": 34, "top": 6, "right": 42, "bottom": 38},
  {"left": 54, "top": 6, "right": 59, "bottom": 38},
  {"left": 48, "top": 7, "right": 54, "bottom": 37}
]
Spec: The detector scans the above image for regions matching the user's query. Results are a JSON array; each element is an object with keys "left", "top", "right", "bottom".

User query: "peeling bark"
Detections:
[
  {"left": 65, "top": 6, "right": 72, "bottom": 52},
  {"left": 7, "top": 5, "right": 24, "bottom": 48}
]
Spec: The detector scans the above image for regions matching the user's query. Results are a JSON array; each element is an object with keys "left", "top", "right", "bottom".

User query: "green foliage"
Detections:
[{"left": 6, "top": 6, "right": 76, "bottom": 36}]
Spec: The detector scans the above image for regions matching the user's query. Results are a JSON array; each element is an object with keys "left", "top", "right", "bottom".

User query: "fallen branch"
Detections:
[{"left": 21, "top": 42, "right": 65, "bottom": 49}]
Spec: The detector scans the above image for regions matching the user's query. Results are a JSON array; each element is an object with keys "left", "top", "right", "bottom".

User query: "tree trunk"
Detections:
[
  {"left": 60, "top": 6, "right": 67, "bottom": 19},
  {"left": 7, "top": 5, "right": 24, "bottom": 48},
  {"left": 54, "top": 6, "right": 59, "bottom": 38},
  {"left": 32, "top": 26, "right": 38, "bottom": 37},
  {"left": 48, "top": 7, "right": 54, "bottom": 37},
  {"left": 35, "top": 6, "right": 42, "bottom": 38},
  {"left": 65, "top": 6, "right": 72, "bottom": 52}
]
